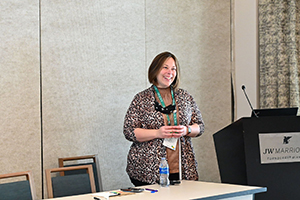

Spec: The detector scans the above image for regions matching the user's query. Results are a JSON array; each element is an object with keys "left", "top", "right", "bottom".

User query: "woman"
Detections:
[{"left": 123, "top": 51, "right": 204, "bottom": 186}]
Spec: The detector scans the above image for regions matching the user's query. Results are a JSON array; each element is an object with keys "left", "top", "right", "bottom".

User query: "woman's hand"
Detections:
[
  {"left": 134, "top": 125, "right": 195, "bottom": 142},
  {"left": 157, "top": 125, "right": 187, "bottom": 138}
]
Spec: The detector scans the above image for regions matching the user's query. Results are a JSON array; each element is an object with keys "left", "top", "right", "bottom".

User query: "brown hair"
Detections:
[{"left": 148, "top": 51, "right": 180, "bottom": 90}]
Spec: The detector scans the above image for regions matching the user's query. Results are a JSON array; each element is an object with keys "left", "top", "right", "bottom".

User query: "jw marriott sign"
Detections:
[{"left": 259, "top": 132, "right": 300, "bottom": 164}]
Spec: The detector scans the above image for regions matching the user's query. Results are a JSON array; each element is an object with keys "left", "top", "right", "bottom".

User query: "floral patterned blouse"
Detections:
[{"left": 123, "top": 85, "right": 205, "bottom": 184}]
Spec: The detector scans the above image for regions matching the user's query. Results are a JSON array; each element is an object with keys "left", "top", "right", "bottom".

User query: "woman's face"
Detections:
[{"left": 156, "top": 57, "right": 177, "bottom": 88}]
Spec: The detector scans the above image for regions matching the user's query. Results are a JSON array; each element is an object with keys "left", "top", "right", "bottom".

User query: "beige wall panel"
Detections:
[
  {"left": 0, "top": 0, "right": 42, "bottom": 198},
  {"left": 41, "top": 0, "right": 145, "bottom": 195},
  {"left": 146, "top": 0, "right": 231, "bottom": 182},
  {"left": 0, "top": 0, "right": 233, "bottom": 197}
]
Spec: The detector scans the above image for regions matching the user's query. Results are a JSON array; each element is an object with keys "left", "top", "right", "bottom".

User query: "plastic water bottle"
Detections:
[{"left": 159, "top": 157, "right": 170, "bottom": 187}]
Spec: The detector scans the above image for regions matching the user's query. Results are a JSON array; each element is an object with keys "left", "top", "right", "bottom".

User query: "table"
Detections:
[{"left": 45, "top": 180, "right": 267, "bottom": 200}]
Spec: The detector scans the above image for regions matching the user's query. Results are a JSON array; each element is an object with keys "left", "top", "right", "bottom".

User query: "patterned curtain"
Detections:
[{"left": 259, "top": 0, "right": 300, "bottom": 108}]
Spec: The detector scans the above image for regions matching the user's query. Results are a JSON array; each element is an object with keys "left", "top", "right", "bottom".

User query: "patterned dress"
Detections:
[{"left": 123, "top": 85, "right": 205, "bottom": 184}]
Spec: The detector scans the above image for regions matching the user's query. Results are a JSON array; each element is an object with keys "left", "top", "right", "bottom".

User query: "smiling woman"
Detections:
[
  {"left": 156, "top": 57, "right": 177, "bottom": 88},
  {"left": 123, "top": 51, "right": 205, "bottom": 186},
  {"left": 148, "top": 52, "right": 180, "bottom": 90}
]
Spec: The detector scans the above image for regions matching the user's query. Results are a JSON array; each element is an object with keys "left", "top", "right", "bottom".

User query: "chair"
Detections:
[
  {"left": 45, "top": 165, "right": 96, "bottom": 198},
  {"left": 58, "top": 154, "right": 103, "bottom": 192},
  {"left": 0, "top": 171, "right": 36, "bottom": 200}
]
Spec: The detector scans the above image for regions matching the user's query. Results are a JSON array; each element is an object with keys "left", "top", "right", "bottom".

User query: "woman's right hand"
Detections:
[
  {"left": 156, "top": 126, "right": 174, "bottom": 139},
  {"left": 134, "top": 126, "right": 175, "bottom": 142},
  {"left": 134, "top": 125, "right": 185, "bottom": 142}
]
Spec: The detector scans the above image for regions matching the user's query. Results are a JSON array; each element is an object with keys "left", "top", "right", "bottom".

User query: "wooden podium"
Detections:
[{"left": 213, "top": 116, "right": 300, "bottom": 200}]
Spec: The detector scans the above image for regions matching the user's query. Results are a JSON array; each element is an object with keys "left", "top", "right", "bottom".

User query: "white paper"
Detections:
[{"left": 163, "top": 138, "right": 178, "bottom": 150}]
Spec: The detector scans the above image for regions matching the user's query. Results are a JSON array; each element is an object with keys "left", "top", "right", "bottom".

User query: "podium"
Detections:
[{"left": 213, "top": 116, "right": 300, "bottom": 200}]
